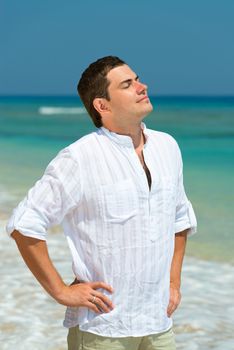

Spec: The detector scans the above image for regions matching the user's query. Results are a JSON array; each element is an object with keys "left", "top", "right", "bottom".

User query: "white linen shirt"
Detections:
[{"left": 7, "top": 123, "right": 197, "bottom": 337}]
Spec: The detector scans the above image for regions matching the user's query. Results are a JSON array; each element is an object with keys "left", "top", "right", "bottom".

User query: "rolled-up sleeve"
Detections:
[
  {"left": 174, "top": 147, "right": 197, "bottom": 236},
  {"left": 6, "top": 148, "right": 82, "bottom": 240}
]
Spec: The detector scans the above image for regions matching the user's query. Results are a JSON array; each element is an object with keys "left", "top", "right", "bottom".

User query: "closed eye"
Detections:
[
  {"left": 121, "top": 75, "right": 139, "bottom": 89},
  {"left": 122, "top": 81, "right": 132, "bottom": 89},
  {"left": 119, "top": 75, "right": 139, "bottom": 89}
]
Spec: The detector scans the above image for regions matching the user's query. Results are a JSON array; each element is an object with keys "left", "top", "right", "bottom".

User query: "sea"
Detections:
[{"left": 0, "top": 96, "right": 233, "bottom": 349}]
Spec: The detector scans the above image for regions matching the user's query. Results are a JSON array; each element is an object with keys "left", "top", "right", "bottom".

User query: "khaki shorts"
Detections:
[{"left": 67, "top": 326, "right": 176, "bottom": 350}]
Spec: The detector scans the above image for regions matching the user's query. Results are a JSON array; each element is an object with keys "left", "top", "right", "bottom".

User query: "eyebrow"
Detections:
[{"left": 118, "top": 75, "right": 139, "bottom": 87}]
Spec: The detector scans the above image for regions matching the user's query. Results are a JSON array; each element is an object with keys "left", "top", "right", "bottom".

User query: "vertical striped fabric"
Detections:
[{"left": 7, "top": 123, "right": 197, "bottom": 337}]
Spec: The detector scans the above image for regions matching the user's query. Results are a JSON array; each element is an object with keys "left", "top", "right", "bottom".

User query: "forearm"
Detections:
[
  {"left": 12, "top": 230, "right": 66, "bottom": 302},
  {"left": 170, "top": 229, "right": 188, "bottom": 288},
  {"left": 11, "top": 230, "right": 114, "bottom": 313},
  {"left": 167, "top": 229, "right": 188, "bottom": 317}
]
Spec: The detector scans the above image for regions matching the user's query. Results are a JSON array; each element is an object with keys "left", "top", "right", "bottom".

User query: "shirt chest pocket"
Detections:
[
  {"left": 155, "top": 177, "right": 177, "bottom": 218},
  {"left": 100, "top": 179, "right": 138, "bottom": 224}
]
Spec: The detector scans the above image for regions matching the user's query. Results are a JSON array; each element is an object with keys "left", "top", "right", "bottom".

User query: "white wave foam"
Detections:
[
  {"left": 38, "top": 106, "right": 86, "bottom": 115},
  {"left": 0, "top": 186, "right": 18, "bottom": 207}
]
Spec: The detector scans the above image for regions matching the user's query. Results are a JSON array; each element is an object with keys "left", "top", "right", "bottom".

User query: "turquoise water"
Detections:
[{"left": 0, "top": 96, "right": 234, "bottom": 263}]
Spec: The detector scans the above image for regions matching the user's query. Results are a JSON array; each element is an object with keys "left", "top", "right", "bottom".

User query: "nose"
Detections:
[{"left": 135, "top": 80, "right": 148, "bottom": 94}]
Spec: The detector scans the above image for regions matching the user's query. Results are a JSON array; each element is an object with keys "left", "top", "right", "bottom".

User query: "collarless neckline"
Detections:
[{"left": 99, "top": 123, "right": 149, "bottom": 148}]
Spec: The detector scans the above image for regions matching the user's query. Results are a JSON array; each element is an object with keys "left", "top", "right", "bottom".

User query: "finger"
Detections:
[
  {"left": 167, "top": 302, "right": 173, "bottom": 317},
  {"left": 93, "top": 291, "right": 114, "bottom": 309},
  {"left": 167, "top": 299, "right": 176, "bottom": 317},
  {"left": 90, "top": 281, "right": 114, "bottom": 293},
  {"left": 167, "top": 307, "right": 175, "bottom": 317},
  {"left": 91, "top": 297, "right": 113, "bottom": 313},
  {"left": 86, "top": 301, "right": 103, "bottom": 314},
  {"left": 167, "top": 299, "right": 179, "bottom": 317}
]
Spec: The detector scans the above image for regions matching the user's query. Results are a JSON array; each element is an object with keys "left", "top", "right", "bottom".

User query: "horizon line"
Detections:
[{"left": 1, "top": 94, "right": 234, "bottom": 98}]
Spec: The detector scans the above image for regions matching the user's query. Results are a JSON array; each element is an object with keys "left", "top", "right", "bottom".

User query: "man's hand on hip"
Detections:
[{"left": 56, "top": 281, "right": 115, "bottom": 314}]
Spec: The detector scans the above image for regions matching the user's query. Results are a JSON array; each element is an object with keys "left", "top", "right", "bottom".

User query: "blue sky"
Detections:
[{"left": 1, "top": 0, "right": 234, "bottom": 95}]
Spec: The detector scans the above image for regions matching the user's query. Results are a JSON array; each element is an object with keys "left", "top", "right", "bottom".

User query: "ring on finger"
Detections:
[{"left": 91, "top": 295, "right": 97, "bottom": 304}]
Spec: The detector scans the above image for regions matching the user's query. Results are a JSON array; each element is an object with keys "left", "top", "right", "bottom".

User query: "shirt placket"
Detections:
[
  {"left": 142, "top": 146, "right": 160, "bottom": 242},
  {"left": 123, "top": 145, "right": 152, "bottom": 240}
]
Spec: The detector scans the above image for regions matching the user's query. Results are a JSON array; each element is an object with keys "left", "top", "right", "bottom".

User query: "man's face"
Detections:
[{"left": 105, "top": 64, "right": 153, "bottom": 124}]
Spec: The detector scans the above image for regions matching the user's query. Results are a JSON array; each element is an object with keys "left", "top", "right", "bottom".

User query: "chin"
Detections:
[
  {"left": 147, "top": 101, "right": 153, "bottom": 111},
  {"left": 142, "top": 103, "right": 153, "bottom": 117}
]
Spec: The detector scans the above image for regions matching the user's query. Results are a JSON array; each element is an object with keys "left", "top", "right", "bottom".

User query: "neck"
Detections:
[{"left": 103, "top": 122, "right": 144, "bottom": 149}]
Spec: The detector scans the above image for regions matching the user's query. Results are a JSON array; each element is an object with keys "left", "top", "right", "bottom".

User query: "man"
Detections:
[{"left": 7, "top": 56, "right": 197, "bottom": 350}]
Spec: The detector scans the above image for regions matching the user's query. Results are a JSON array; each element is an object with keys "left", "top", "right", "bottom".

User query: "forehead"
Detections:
[{"left": 107, "top": 64, "right": 136, "bottom": 87}]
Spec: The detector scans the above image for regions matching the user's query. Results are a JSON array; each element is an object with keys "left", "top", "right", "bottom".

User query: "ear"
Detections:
[{"left": 93, "top": 98, "right": 110, "bottom": 115}]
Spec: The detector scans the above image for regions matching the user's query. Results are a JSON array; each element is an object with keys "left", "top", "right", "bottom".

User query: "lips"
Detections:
[{"left": 137, "top": 96, "right": 149, "bottom": 103}]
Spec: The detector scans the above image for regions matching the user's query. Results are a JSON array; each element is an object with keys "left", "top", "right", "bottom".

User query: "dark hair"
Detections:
[{"left": 77, "top": 56, "right": 125, "bottom": 127}]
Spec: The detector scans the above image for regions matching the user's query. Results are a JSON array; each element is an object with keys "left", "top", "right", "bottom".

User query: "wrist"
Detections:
[
  {"left": 170, "top": 280, "right": 181, "bottom": 290},
  {"left": 52, "top": 282, "right": 68, "bottom": 305}
]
